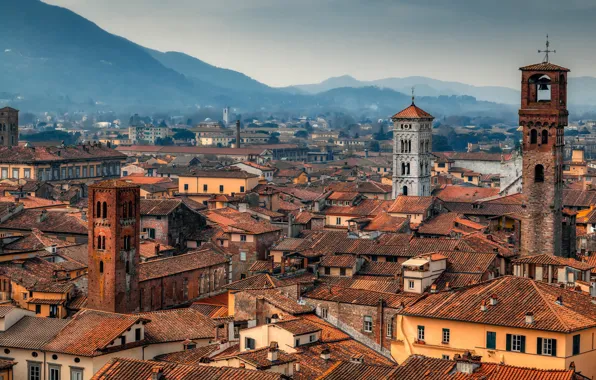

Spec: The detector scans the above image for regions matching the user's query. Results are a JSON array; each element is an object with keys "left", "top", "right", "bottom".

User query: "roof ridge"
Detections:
[{"left": 529, "top": 279, "right": 569, "bottom": 332}]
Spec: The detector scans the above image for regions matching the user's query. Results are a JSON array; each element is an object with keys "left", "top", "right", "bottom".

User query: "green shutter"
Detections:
[
  {"left": 487, "top": 332, "right": 496, "bottom": 349},
  {"left": 573, "top": 335, "right": 580, "bottom": 355},
  {"left": 537, "top": 337, "right": 542, "bottom": 355},
  {"left": 551, "top": 339, "right": 557, "bottom": 357},
  {"left": 520, "top": 335, "right": 526, "bottom": 353},
  {"left": 506, "top": 334, "right": 511, "bottom": 351}
]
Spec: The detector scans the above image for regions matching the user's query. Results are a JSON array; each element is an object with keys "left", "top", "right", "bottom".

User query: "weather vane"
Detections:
[
  {"left": 411, "top": 86, "right": 415, "bottom": 105},
  {"left": 538, "top": 34, "right": 555, "bottom": 63}
]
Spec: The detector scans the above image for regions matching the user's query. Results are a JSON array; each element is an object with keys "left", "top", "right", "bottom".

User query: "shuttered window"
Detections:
[{"left": 486, "top": 331, "right": 496, "bottom": 349}]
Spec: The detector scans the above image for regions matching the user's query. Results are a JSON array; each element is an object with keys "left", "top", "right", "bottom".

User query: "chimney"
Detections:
[
  {"left": 556, "top": 296, "right": 563, "bottom": 305},
  {"left": 267, "top": 342, "right": 279, "bottom": 362},
  {"left": 155, "top": 243, "right": 160, "bottom": 257},
  {"left": 236, "top": 120, "right": 241, "bottom": 149},
  {"left": 489, "top": 294, "right": 497, "bottom": 306},
  {"left": 569, "top": 361, "right": 576, "bottom": 371},
  {"left": 239, "top": 363, "right": 245, "bottom": 368},
  {"left": 525, "top": 312, "right": 534, "bottom": 324},
  {"left": 38, "top": 210, "right": 48, "bottom": 223},
  {"left": 320, "top": 348, "right": 331, "bottom": 361},
  {"left": 480, "top": 300, "right": 487, "bottom": 312},
  {"left": 151, "top": 366, "right": 165, "bottom": 380},
  {"left": 444, "top": 282, "right": 451, "bottom": 291},
  {"left": 364, "top": 149, "right": 369, "bottom": 158},
  {"left": 430, "top": 284, "right": 437, "bottom": 293},
  {"left": 455, "top": 352, "right": 481, "bottom": 374},
  {"left": 270, "top": 314, "right": 279, "bottom": 324}
]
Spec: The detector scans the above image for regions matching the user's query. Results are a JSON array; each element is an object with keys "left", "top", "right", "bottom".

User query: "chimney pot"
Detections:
[
  {"left": 320, "top": 348, "right": 331, "bottom": 360},
  {"left": 556, "top": 296, "right": 563, "bottom": 305},
  {"left": 430, "top": 284, "right": 437, "bottom": 293},
  {"left": 489, "top": 295, "right": 497, "bottom": 306},
  {"left": 525, "top": 312, "right": 534, "bottom": 324},
  {"left": 445, "top": 282, "right": 451, "bottom": 291},
  {"left": 480, "top": 300, "right": 487, "bottom": 312}
]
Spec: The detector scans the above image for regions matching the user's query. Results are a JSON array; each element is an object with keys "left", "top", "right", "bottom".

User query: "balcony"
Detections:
[{"left": 120, "top": 218, "right": 136, "bottom": 226}]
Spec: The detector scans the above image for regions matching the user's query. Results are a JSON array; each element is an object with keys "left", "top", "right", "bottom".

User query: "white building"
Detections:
[
  {"left": 391, "top": 101, "right": 434, "bottom": 198},
  {"left": 128, "top": 125, "right": 168, "bottom": 144}
]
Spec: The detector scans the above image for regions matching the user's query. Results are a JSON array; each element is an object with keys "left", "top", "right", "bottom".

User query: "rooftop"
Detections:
[{"left": 392, "top": 104, "right": 434, "bottom": 120}]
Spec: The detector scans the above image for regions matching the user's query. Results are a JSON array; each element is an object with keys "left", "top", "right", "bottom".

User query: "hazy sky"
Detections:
[{"left": 43, "top": 0, "right": 596, "bottom": 89}]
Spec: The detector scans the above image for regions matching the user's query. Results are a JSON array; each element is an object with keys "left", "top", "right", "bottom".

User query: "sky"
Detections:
[{"left": 43, "top": 0, "right": 596, "bottom": 89}]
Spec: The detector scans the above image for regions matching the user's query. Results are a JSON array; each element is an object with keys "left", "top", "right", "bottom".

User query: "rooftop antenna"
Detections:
[
  {"left": 538, "top": 34, "right": 556, "bottom": 63},
  {"left": 411, "top": 86, "right": 416, "bottom": 105}
]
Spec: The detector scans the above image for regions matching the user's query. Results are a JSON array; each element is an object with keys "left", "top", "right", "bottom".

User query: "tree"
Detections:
[
  {"left": 566, "top": 129, "right": 579, "bottom": 137},
  {"left": 304, "top": 122, "right": 313, "bottom": 133},
  {"left": 268, "top": 136, "right": 280, "bottom": 144},
  {"left": 354, "top": 133, "right": 360, "bottom": 139},
  {"left": 373, "top": 124, "right": 389, "bottom": 140},
  {"left": 155, "top": 137, "right": 174, "bottom": 146},
  {"left": 158, "top": 120, "right": 168, "bottom": 128},
  {"left": 173, "top": 130, "right": 195, "bottom": 140},
  {"left": 338, "top": 131, "right": 349, "bottom": 138},
  {"left": 579, "top": 127, "right": 591, "bottom": 135},
  {"left": 432, "top": 135, "right": 453, "bottom": 152},
  {"left": 369, "top": 140, "right": 381, "bottom": 152},
  {"left": 186, "top": 118, "right": 193, "bottom": 126},
  {"left": 294, "top": 130, "right": 308, "bottom": 138}
]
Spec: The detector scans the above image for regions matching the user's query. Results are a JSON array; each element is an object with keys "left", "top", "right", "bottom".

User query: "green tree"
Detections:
[
  {"left": 304, "top": 122, "right": 313, "bottom": 133},
  {"left": 369, "top": 140, "right": 381, "bottom": 152},
  {"left": 268, "top": 136, "right": 280, "bottom": 144},
  {"left": 294, "top": 130, "right": 308, "bottom": 138},
  {"left": 155, "top": 137, "right": 174, "bottom": 146},
  {"left": 173, "top": 130, "right": 195, "bottom": 140}
]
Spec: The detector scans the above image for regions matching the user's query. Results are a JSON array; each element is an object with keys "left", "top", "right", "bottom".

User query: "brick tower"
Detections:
[
  {"left": 88, "top": 180, "right": 141, "bottom": 313},
  {"left": 391, "top": 97, "right": 434, "bottom": 198},
  {"left": 0, "top": 107, "right": 19, "bottom": 147},
  {"left": 519, "top": 59, "right": 569, "bottom": 257}
]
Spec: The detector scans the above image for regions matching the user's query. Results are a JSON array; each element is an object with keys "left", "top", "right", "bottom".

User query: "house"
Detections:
[
  {"left": 140, "top": 199, "right": 204, "bottom": 248},
  {"left": 232, "top": 161, "right": 276, "bottom": 182},
  {"left": 511, "top": 254, "right": 593, "bottom": 286},
  {"left": 319, "top": 199, "right": 393, "bottom": 228},
  {"left": 388, "top": 196, "right": 437, "bottom": 225},
  {"left": 178, "top": 170, "right": 259, "bottom": 204}
]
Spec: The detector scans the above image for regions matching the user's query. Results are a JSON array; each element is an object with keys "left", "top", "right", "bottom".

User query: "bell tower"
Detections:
[
  {"left": 88, "top": 180, "right": 141, "bottom": 313},
  {"left": 519, "top": 39, "right": 569, "bottom": 257}
]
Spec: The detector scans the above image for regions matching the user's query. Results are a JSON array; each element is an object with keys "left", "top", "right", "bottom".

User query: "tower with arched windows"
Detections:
[
  {"left": 88, "top": 180, "right": 141, "bottom": 313},
  {"left": 391, "top": 101, "right": 434, "bottom": 198},
  {"left": 519, "top": 61, "right": 569, "bottom": 257},
  {"left": 0, "top": 107, "right": 19, "bottom": 147}
]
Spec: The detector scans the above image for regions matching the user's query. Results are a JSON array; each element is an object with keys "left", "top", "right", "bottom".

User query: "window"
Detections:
[
  {"left": 12, "top": 168, "right": 18, "bottom": 179},
  {"left": 340, "top": 268, "right": 346, "bottom": 276},
  {"left": 49, "top": 365, "right": 60, "bottom": 380},
  {"left": 442, "top": 355, "right": 450, "bottom": 360},
  {"left": 102, "top": 202, "right": 108, "bottom": 218},
  {"left": 542, "top": 129, "right": 548, "bottom": 144},
  {"left": 438, "top": 163, "right": 445, "bottom": 168},
  {"left": 71, "top": 368, "right": 84, "bottom": 380},
  {"left": 28, "top": 362, "right": 41, "bottom": 380},
  {"left": 363, "top": 316, "right": 373, "bottom": 332},
  {"left": 417, "top": 325, "right": 425, "bottom": 341},
  {"left": 442, "top": 328, "right": 450, "bottom": 344},
  {"left": 530, "top": 129, "right": 538, "bottom": 144},
  {"left": 573, "top": 334, "right": 580, "bottom": 355},
  {"left": 75, "top": 167, "right": 80, "bottom": 178},
  {"left": 468, "top": 176, "right": 473, "bottom": 181},
  {"left": 506, "top": 334, "right": 525, "bottom": 353},
  {"left": 245, "top": 337, "right": 256, "bottom": 350},
  {"left": 240, "top": 251, "right": 246, "bottom": 261},
  {"left": 295, "top": 339, "right": 300, "bottom": 347},
  {"left": 240, "top": 186, "right": 245, "bottom": 193},
  {"left": 310, "top": 334, "right": 316, "bottom": 342},
  {"left": 90, "top": 166, "right": 94, "bottom": 177},
  {"left": 321, "top": 308, "right": 328, "bottom": 319},
  {"left": 336, "top": 217, "right": 341, "bottom": 225},
  {"left": 408, "top": 280, "right": 415, "bottom": 290},
  {"left": 240, "top": 234, "right": 247, "bottom": 242},
  {"left": 143, "top": 228, "right": 156, "bottom": 239},
  {"left": 135, "top": 328, "right": 141, "bottom": 341},
  {"left": 83, "top": 167, "right": 87, "bottom": 177},
  {"left": 386, "top": 318, "right": 394, "bottom": 338},
  {"left": 486, "top": 331, "right": 496, "bottom": 349},
  {"left": 184, "top": 184, "right": 189, "bottom": 191},
  {"left": 99, "top": 261, "right": 104, "bottom": 273},
  {"left": 121, "top": 336, "right": 126, "bottom": 345},
  {"left": 24, "top": 168, "right": 31, "bottom": 178},
  {"left": 22, "top": 292, "right": 28, "bottom": 300},
  {"left": 537, "top": 337, "right": 557, "bottom": 356},
  {"left": 324, "top": 267, "right": 330, "bottom": 275},
  {"left": 219, "top": 185, "right": 224, "bottom": 193},
  {"left": 0, "top": 168, "right": 6, "bottom": 179},
  {"left": 535, "top": 164, "right": 544, "bottom": 183},
  {"left": 35, "top": 304, "right": 41, "bottom": 314}
]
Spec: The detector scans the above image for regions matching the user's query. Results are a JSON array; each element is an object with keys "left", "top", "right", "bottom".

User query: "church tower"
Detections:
[
  {"left": 0, "top": 107, "right": 19, "bottom": 147},
  {"left": 519, "top": 44, "right": 569, "bottom": 257},
  {"left": 391, "top": 97, "right": 434, "bottom": 198},
  {"left": 88, "top": 180, "right": 141, "bottom": 313}
]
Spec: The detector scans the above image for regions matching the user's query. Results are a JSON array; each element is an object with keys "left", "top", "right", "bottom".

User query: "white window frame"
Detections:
[
  {"left": 70, "top": 368, "right": 84, "bottom": 380},
  {"left": 363, "top": 316, "right": 373, "bottom": 332},
  {"left": 321, "top": 308, "right": 328, "bottom": 319},
  {"left": 336, "top": 217, "right": 342, "bottom": 225},
  {"left": 417, "top": 325, "right": 425, "bottom": 341},
  {"left": 386, "top": 319, "right": 393, "bottom": 338},
  {"left": 408, "top": 280, "right": 415, "bottom": 289},
  {"left": 542, "top": 338, "right": 554, "bottom": 356},
  {"left": 48, "top": 365, "right": 60, "bottom": 380},
  {"left": 240, "top": 251, "right": 247, "bottom": 261},
  {"left": 512, "top": 334, "right": 523, "bottom": 352},
  {"left": 442, "top": 328, "right": 450, "bottom": 344}
]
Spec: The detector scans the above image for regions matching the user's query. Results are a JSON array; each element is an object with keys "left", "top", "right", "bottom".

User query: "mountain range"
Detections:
[{"left": 0, "top": 0, "right": 594, "bottom": 120}]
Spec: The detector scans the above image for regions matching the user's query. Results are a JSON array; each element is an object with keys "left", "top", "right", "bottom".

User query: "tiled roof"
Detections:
[
  {"left": 249, "top": 206, "right": 284, "bottom": 218},
  {"left": 243, "top": 289, "right": 315, "bottom": 315},
  {"left": 91, "top": 179, "right": 139, "bottom": 189},
  {"left": 304, "top": 285, "right": 416, "bottom": 309},
  {"left": 388, "top": 196, "right": 434, "bottom": 214},
  {"left": 320, "top": 254, "right": 357, "bottom": 268},
  {"left": 154, "top": 343, "right": 222, "bottom": 365},
  {"left": 358, "top": 261, "right": 402, "bottom": 277},
  {"left": 403, "top": 276, "right": 596, "bottom": 333},
  {"left": 0, "top": 257, "right": 72, "bottom": 290},
  {"left": 0, "top": 145, "right": 126, "bottom": 164},
  {"left": 363, "top": 213, "right": 409, "bottom": 233},
  {"left": 291, "top": 209, "right": 324, "bottom": 224},
  {"left": 272, "top": 238, "right": 312, "bottom": 252},
  {"left": 140, "top": 199, "right": 182, "bottom": 216},
  {"left": 300, "top": 230, "right": 412, "bottom": 258},
  {"left": 0, "top": 316, "right": 69, "bottom": 350},
  {"left": 92, "top": 357, "right": 286, "bottom": 380},
  {"left": 4, "top": 229, "right": 75, "bottom": 252},
  {"left": 435, "top": 186, "right": 500, "bottom": 203},
  {"left": 520, "top": 62, "right": 570, "bottom": 72},
  {"left": 190, "top": 303, "right": 229, "bottom": 318},
  {"left": 139, "top": 248, "right": 228, "bottom": 282},
  {"left": 433, "top": 272, "right": 485, "bottom": 291},
  {"left": 563, "top": 189, "right": 596, "bottom": 208},
  {"left": 407, "top": 237, "right": 473, "bottom": 256},
  {"left": 327, "top": 181, "right": 392, "bottom": 194},
  {"left": 432, "top": 251, "right": 497, "bottom": 274},
  {"left": 322, "top": 276, "right": 402, "bottom": 293},
  {"left": 217, "top": 346, "right": 296, "bottom": 369},
  {"left": 249, "top": 260, "right": 280, "bottom": 273},
  {"left": 0, "top": 209, "right": 88, "bottom": 234},
  {"left": 319, "top": 361, "right": 396, "bottom": 380},
  {"left": 137, "top": 308, "right": 216, "bottom": 343},
  {"left": 300, "top": 315, "right": 350, "bottom": 342},
  {"left": 462, "top": 233, "right": 515, "bottom": 258},
  {"left": 0, "top": 305, "right": 17, "bottom": 318},
  {"left": 274, "top": 318, "right": 322, "bottom": 336},
  {"left": 322, "top": 199, "right": 393, "bottom": 217},
  {"left": 512, "top": 254, "right": 594, "bottom": 271},
  {"left": 392, "top": 104, "right": 434, "bottom": 119},
  {"left": 180, "top": 169, "right": 259, "bottom": 179},
  {"left": 389, "top": 355, "right": 577, "bottom": 379}
]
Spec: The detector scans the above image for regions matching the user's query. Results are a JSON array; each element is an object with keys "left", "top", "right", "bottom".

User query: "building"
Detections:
[
  {"left": 0, "top": 107, "right": 18, "bottom": 147},
  {"left": 139, "top": 199, "right": 204, "bottom": 248},
  {"left": 178, "top": 170, "right": 259, "bottom": 204},
  {"left": 87, "top": 180, "right": 140, "bottom": 314},
  {"left": 391, "top": 99, "right": 434, "bottom": 198},
  {"left": 519, "top": 61, "right": 569, "bottom": 257},
  {"left": 128, "top": 125, "right": 168, "bottom": 144},
  {"left": 223, "top": 106, "right": 230, "bottom": 125}
]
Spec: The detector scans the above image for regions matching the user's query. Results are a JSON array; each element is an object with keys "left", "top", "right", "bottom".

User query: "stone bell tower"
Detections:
[{"left": 519, "top": 39, "right": 569, "bottom": 257}]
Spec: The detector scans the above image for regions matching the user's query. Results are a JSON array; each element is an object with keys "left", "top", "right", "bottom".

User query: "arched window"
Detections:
[
  {"left": 101, "top": 236, "right": 106, "bottom": 250},
  {"left": 530, "top": 129, "right": 538, "bottom": 144},
  {"left": 122, "top": 204, "right": 127, "bottom": 218},
  {"left": 99, "top": 261, "right": 104, "bottom": 273},
  {"left": 96, "top": 201, "right": 101, "bottom": 218},
  {"left": 406, "top": 163, "right": 411, "bottom": 175},
  {"left": 102, "top": 202, "right": 108, "bottom": 218},
  {"left": 97, "top": 236, "right": 102, "bottom": 249},
  {"left": 123, "top": 236, "right": 130, "bottom": 251},
  {"left": 535, "top": 164, "right": 544, "bottom": 183},
  {"left": 541, "top": 129, "right": 548, "bottom": 144},
  {"left": 402, "top": 186, "right": 408, "bottom": 196},
  {"left": 128, "top": 201, "right": 133, "bottom": 217},
  {"left": 408, "top": 140, "right": 412, "bottom": 153}
]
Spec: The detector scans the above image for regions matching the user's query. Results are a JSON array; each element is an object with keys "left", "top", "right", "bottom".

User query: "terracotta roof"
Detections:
[
  {"left": 217, "top": 346, "right": 296, "bottom": 369},
  {"left": 0, "top": 316, "right": 69, "bottom": 350},
  {"left": 403, "top": 276, "right": 596, "bottom": 333},
  {"left": 0, "top": 145, "right": 126, "bottom": 164},
  {"left": 407, "top": 237, "right": 473, "bottom": 256},
  {"left": 320, "top": 254, "right": 357, "bottom": 268},
  {"left": 304, "top": 285, "right": 416, "bottom": 309},
  {"left": 358, "top": 261, "right": 402, "bottom": 277},
  {"left": 322, "top": 276, "right": 402, "bottom": 293},
  {"left": 389, "top": 355, "right": 578, "bottom": 379},
  {"left": 190, "top": 303, "right": 229, "bottom": 318},
  {"left": 327, "top": 181, "right": 392, "bottom": 194},
  {"left": 139, "top": 248, "right": 228, "bottom": 282},
  {"left": 243, "top": 289, "right": 315, "bottom": 315},
  {"left": 363, "top": 213, "right": 409, "bottom": 232},
  {"left": 249, "top": 206, "right": 284, "bottom": 218},
  {"left": 433, "top": 272, "right": 485, "bottom": 291},
  {"left": 520, "top": 62, "right": 570, "bottom": 72},
  {"left": 249, "top": 260, "right": 280, "bottom": 273},
  {"left": 44, "top": 309, "right": 146, "bottom": 356},
  {"left": 319, "top": 361, "right": 396, "bottom": 380},
  {"left": 291, "top": 209, "right": 325, "bottom": 224},
  {"left": 154, "top": 343, "right": 221, "bottom": 365},
  {"left": 140, "top": 199, "right": 182, "bottom": 216},
  {"left": 91, "top": 179, "right": 139, "bottom": 189},
  {"left": 512, "top": 254, "right": 594, "bottom": 271},
  {"left": 3, "top": 229, "right": 75, "bottom": 252},
  {"left": 0, "top": 209, "right": 88, "bottom": 235},
  {"left": 563, "top": 189, "right": 596, "bottom": 208},
  {"left": 392, "top": 104, "right": 434, "bottom": 119},
  {"left": 272, "top": 238, "right": 312, "bottom": 252},
  {"left": 299, "top": 230, "right": 412, "bottom": 258},
  {"left": 300, "top": 315, "right": 350, "bottom": 342},
  {"left": 181, "top": 169, "right": 258, "bottom": 179},
  {"left": 388, "top": 196, "right": 434, "bottom": 214},
  {"left": 435, "top": 186, "right": 500, "bottom": 203},
  {"left": 462, "top": 233, "right": 515, "bottom": 258},
  {"left": 137, "top": 308, "right": 216, "bottom": 343},
  {"left": 274, "top": 318, "right": 322, "bottom": 336},
  {"left": 225, "top": 273, "right": 315, "bottom": 291},
  {"left": 92, "top": 357, "right": 286, "bottom": 380},
  {"left": 322, "top": 199, "right": 393, "bottom": 217},
  {"left": 0, "top": 305, "right": 17, "bottom": 318}
]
